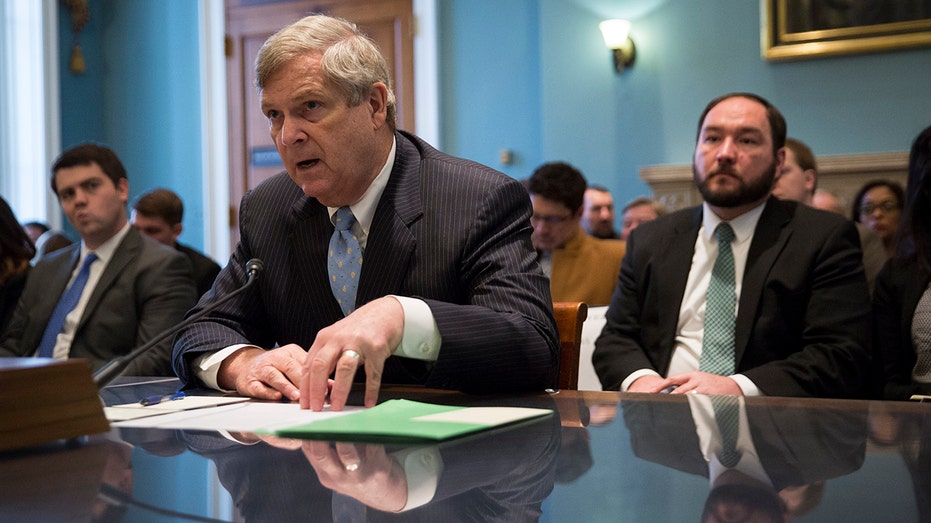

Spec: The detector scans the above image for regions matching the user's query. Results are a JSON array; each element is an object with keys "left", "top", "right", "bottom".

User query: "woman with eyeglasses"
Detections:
[
  {"left": 852, "top": 179, "right": 905, "bottom": 259},
  {"left": 873, "top": 125, "right": 931, "bottom": 400}
]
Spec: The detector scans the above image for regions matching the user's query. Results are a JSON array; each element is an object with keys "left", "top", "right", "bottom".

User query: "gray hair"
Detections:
[{"left": 255, "top": 14, "right": 397, "bottom": 130}]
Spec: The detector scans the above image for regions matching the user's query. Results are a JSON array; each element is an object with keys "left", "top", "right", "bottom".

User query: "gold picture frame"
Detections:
[{"left": 761, "top": 0, "right": 931, "bottom": 61}]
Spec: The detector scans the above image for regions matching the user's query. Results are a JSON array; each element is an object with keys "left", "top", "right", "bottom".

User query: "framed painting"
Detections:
[{"left": 761, "top": 0, "right": 931, "bottom": 61}]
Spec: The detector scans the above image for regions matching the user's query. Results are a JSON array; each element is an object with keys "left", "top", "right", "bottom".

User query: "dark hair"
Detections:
[
  {"left": 701, "top": 483, "right": 786, "bottom": 523},
  {"left": 897, "top": 125, "right": 931, "bottom": 271},
  {"left": 132, "top": 188, "right": 184, "bottom": 226},
  {"left": 50, "top": 143, "right": 127, "bottom": 194},
  {"left": 22, "top": 221, "right": 49, "bottom": 235},
  {"left": 622, "top": 196, "right": 667, "bottom": 216},
  {"left": 696, "top": 92, "right": 787, "bottom": 154},
  {"left": 527, "top": 161, "right": 587, "bottom": 213},
  {"left": 850, "top": 179, "right": 905, "bottom": 223},
  {"left": 0, "top": 196, "right": 36, "bottom": 282}
]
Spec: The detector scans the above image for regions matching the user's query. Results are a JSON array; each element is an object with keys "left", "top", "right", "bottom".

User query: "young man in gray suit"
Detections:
[
  {"left": 593, "top": 93, "right": 871, "bottom": 398},
  {"left": 172, "top": 14, "right": 559, "bottom": 411},
  {"left": 0, "top": 144, "right": 196, "bottom": 375}
]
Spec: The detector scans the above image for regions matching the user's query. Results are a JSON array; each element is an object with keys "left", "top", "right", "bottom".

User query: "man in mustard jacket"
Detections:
[{"left": 527, "top": 162, "right": 625, "bottom": 305}]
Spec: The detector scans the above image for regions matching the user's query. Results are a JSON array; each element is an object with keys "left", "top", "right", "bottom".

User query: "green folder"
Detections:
[{"left": 265, "top": 399, "right": 553, "bottom": 443}]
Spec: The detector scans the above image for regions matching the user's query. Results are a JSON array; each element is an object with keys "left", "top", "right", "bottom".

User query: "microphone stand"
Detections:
[{"left": 93, "top": 259, "right": 263, "bottom": 388}]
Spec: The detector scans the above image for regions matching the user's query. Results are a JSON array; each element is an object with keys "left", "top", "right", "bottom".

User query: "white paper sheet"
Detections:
[
  {"left": 105, "top": 396, "right": 252, "bottom": 421},
  {"left": 110, "top": 401, "right": 359, "bottom": 432}
]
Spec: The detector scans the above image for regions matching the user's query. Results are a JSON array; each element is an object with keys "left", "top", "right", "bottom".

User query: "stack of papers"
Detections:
[{"left": 107, "top": 398, "right": 552, "bottom": 443}]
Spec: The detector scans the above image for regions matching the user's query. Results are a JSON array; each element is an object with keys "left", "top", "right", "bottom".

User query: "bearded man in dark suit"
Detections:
[
  {"left": 593, "top": 93, "right": 871, "bottom": 398},
  {"left": 172, "top": 14, "right": 558, "bottom": 410}
]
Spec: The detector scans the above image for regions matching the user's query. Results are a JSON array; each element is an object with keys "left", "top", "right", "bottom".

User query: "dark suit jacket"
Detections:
[
  {"left": 0, "top": 268, "right": 28, "bottom": 333},
  {"left": 0, "top": 227, "right": 197, "bottom": 375},
  {"left": 176, "top": 243, "right": 221, "bottom": 298},
  {"left": 173, "top": 131, "right": 559, "bottom": 392},
  {"left": 593, "top": 197, "right": 871, "bottom": 398},
  {"left": 873, "top": 255, "right": 931, "bottom": 400},
  {"left": 621, "top": 397, "right": 866, "bottom": 489}
]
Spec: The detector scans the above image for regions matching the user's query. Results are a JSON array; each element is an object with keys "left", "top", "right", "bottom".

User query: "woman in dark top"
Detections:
[
  {"left": 0, "top": 196, "right": 35, "bottom": 333},
  {"left": 853, "top": 179, "right": 905, "bottom": 260},
  {"left": 874, "top": 125, "right": 931, "bottom": 400}
]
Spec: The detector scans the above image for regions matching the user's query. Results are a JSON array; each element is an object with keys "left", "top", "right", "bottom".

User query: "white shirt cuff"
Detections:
[
  {"left": 193, "top": 344, "right": 257, "bottom": 392},
  {"left": 730, "top": 373, "right": 761, "bottom": 396},
  {"left": 621, "top": 369, "right": 661, "bottom": 392},
  {"left": 391, "top": 295, "right": 441, "bottom": 361},
  {"left": 393, "top": 446, "right": 443, "bottom": 511}
]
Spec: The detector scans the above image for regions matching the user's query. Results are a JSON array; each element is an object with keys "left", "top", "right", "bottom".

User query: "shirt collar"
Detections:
[
  {"left": 81, "top": 221, "right": 131, "bottom": 265},
  {"left": 327, "top": 136, "right": 397, "bottom": 238},
  {"left": 701, "top": 199, "right": 767, "bottom": 246}
]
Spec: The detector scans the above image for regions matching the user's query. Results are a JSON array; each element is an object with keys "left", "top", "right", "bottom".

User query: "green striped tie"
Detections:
[
  {"left": 711, "top": 394, "right": 742, "bottom": 468},
  {"left": 700, "top": 223, "right": 736, "bottom": 376}
]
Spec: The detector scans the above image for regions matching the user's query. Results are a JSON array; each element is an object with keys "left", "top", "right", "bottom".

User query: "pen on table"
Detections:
[{"left": 140, "top": 390, "right": 185, "bottom": 406}]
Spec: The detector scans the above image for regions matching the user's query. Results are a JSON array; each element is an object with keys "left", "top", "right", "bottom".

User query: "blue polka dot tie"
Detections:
[
  {"left": 700, "top": 223, "right": 736, "bottom": 376},
  {"left": 36, "top": 252, "right": 98, "bottom": 357},
  {"left": 328, "top": 207, "right": 363, "bottom": 316}
]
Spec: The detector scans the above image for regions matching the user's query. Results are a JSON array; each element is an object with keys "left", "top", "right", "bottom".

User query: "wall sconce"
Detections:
[{"left": 599, "top": 19, "right": 636, "bottom": 73}]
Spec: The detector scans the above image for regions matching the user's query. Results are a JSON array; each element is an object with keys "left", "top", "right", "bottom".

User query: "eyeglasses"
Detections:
[
  {"left": 860, "top": 201, "right": 900, "bottom": 215},
  {"left": 530, "top": 214, "right": 571, "bottom": 226}
]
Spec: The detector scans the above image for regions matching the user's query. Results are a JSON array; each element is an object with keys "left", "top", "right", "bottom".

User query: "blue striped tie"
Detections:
[{"left": 36, "top": 253, "right": 98, "bottom": 357}]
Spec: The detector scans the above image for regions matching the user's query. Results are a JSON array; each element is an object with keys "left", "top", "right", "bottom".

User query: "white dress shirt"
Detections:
[
  {"left": 44, "top": 222, "right": 131, "bottom": 360},
  {"left": 622, "top": 201, "right": 767, "bottom": 395},
  {"left": 687, "top": 394, "right": 770, "bottom": 486}
]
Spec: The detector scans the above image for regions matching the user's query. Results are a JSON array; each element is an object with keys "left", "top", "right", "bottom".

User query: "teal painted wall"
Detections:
[
  {"left": 438, "top": 0, "right": 931, "bottom": 227},
  {"left": 438, "top": 0, "right": 543, "bottom": 180},
  {"left": 57, "top": 0, "right": 931, "bottom": 242},
  {"left": 59, "top": 0, "right": 205, "bottom": 249}
]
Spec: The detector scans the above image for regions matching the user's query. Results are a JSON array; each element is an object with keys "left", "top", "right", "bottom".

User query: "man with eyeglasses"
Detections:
[{"left": 526, "top": 161, "right": 626, "bottom": 305}]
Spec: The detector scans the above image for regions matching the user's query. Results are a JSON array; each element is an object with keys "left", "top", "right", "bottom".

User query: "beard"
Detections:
[{"left": 694, "top": 161, "right": 777, "bottom": 208}]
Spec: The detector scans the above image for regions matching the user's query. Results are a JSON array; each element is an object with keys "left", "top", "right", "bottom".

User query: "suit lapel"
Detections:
[
  {"left": 39, "top": 247, "right": 80, "bottom": 325},
  {"left": 289, "top": 195, "right": 343, "bottom": 318},
  {"left": 356, "top": 133, "right": 422, "bottom": 305},
  {"left": 736, "top": 198, "right": 791, "bottom": 363},
  {"left": 657, "top": 208, "right": 702, "bottom": 349},
  {"left": 79, "top": 229, "right": 140, "bottom": 329}
]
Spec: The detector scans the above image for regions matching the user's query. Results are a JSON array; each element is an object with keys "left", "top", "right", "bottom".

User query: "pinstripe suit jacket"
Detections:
[
  {"left": 173, "top": 131, "right": 559, "bottom": 392},
  {"left": 0, "top": 227, "right": 197, "bottom": 375}
]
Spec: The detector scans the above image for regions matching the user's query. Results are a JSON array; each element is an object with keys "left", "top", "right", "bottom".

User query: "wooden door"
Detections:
[{"left": 225, "top": 0, "right": 414, "bottom": 247}]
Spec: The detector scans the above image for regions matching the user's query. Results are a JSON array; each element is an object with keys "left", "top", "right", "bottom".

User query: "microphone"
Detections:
[{"left": 93, "top": 258, "right": 264, "bottom": 388}]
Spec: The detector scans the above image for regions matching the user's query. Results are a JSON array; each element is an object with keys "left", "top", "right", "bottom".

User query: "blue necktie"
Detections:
[
  {"left": 328, "top": 207, "right": 363, "bottom": 316},
  {"left": 700, "top": 223, "right": 736, "bottom": 376},
  {"left": 36, "top": 253, "right": 98, "bottom": 357}
]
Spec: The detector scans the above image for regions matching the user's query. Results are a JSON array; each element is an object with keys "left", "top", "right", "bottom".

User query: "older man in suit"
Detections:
[
  {"left": 0, "top": 144, "right": 196, "bottom": 375},
  {"left": 172, "top": 14, "right": 559, "bottom": 411},
  {"left": 593, "top": 93, "right": 871, "bottom": 398}
]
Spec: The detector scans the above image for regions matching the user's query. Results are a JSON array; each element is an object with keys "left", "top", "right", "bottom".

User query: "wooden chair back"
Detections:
[{"left": 553, "top": 302, "right": 588, "bottom": 390}]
